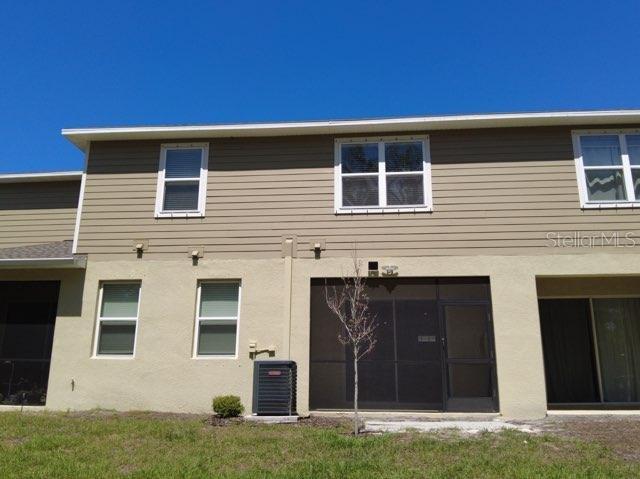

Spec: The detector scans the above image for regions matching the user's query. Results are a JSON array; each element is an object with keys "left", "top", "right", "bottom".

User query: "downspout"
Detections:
[{"left": 282, "top": 237, "right": 295, "bottom": 359}]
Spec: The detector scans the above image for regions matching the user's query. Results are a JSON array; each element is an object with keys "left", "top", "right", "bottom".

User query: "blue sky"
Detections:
[{"left": 1, "top": 1, "right": 639, "bottom": 173}]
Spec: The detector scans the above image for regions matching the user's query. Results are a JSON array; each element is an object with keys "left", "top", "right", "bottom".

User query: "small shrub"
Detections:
[{"left": 212, "top": 395, "right": 244, "bottom": 418}]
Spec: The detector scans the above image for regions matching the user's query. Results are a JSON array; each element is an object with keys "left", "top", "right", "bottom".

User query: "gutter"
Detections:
[
  {"left": 0, "top": 256, "right": 87, "bottom": 269},
  {"left": 61, "top": 110, "right": 640, "bottom": 151},
  {"left": 0, "top": 171, "right": 82, "bottom": 183}
]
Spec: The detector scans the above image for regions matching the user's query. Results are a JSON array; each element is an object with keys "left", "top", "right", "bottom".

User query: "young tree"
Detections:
[{"left": 324, "top": 250, "right": 377, "bottom": 436}]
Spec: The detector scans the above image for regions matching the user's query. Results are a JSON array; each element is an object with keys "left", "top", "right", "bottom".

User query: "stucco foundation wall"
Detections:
[
  {"left": 45, "top": 258, "right": 286, "bottom": 413},
  {"left": 39, "top": 252, "right": 640, "bottom": 419}
]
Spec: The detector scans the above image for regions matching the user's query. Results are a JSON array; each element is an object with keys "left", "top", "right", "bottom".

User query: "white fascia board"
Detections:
[
  {"left": 61, "top": 110, "right": 640, "bottom": 151},
  {"left": 0, "top": 256, "right": 87, "bottom": 269},
  {"left": 0, "top": 171, "right": 83, "bottom": 183}
]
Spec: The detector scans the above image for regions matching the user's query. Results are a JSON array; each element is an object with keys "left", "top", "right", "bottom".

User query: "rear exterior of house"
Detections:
[
  {"left": 0, "top": 173, "right": 84, "bottom": 406},
  {"left": 3, "top": 111, "right": 640, "bottom": 418}
]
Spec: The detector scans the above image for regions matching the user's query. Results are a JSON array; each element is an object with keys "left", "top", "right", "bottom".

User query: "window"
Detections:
[
  {"left": 155, "top": 143, "right": 209, "bottom": 217},
  {"left": 194, "top": 282, "right": 240, "bottom": 357},
  {"left": 334, "top": 136, "right": 432, "bottom": 213},
  {"left": 573, "top": 131, "right": 640, "bottom": 208},
  {"left": 94, "top": 282, "right": 141, "bottom": 357}
]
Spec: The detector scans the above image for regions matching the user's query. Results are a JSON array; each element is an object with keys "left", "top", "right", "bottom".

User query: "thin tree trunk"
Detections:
[{"left": 353, "top": 348, "right": 359, "bottom": 436}]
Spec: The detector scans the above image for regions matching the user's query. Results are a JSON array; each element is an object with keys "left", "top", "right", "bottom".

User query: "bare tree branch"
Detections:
[{"left": 324, "top": 244, "right": 377, "bottom": 435}]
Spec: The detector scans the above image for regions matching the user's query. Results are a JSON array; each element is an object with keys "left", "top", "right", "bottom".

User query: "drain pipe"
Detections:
[{"left": 282, "top": 238, "right": 295, "bottom": 359}]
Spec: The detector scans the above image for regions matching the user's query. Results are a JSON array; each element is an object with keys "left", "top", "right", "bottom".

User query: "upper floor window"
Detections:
[
  {"left": 573, "top": 131, "right": 640, "bottom": 208},
  {"left": 334, "top": 136, "right": 432, "bottom": 214},
  {"left": 155, "top": 143, "right": 209, "bottom": 217}
]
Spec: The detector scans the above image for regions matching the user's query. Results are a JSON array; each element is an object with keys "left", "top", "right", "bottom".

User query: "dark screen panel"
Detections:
[
  {"left": 346, "top": 361, "right": 396, "bottom": 403},
  {"left": 1, "top": 302, "right": 56, "bottom": 359},
  {"left": 310, "top": 277, "right": 494, "bottom": 411},
  {"left": 395, "top": 300, "right": 439, "bottom": 361},
  {"left": 448, "top": 364, "right": 492, "bottom": 398},
  {"left": 0, "top": 282, "right": 59, "bottom": 406},
  {"left": 398, "top": 362, "right": 443, "bottom": 405},
  {"left": 445, "top": 305, "right": 489, "bottom": 360}
]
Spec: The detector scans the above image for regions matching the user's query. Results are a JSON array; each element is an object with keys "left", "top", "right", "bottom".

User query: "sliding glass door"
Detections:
[
  {"left": 592, "top": 299, "right": 640, "bottom": 403},
  {"left": 540, "top": 297, "right": 640, "bottom": 407},
  {"left": 539, "top": 299, "right": 599, "bottom": 403}
]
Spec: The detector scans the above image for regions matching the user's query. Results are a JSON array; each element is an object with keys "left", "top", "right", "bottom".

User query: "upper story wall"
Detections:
[
  {"left": 76, "top": 125, "right": 640, "bottom": 259},
  {"left": 0, "top": 180, "right": 80, "bottom": 249}
]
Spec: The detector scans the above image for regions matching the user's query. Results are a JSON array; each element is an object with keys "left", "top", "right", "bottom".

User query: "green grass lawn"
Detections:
[{"left": 0, "top": 412, "right": 637, "bottom": 478}]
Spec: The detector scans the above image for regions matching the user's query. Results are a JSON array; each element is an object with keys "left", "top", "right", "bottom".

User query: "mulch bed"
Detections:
[{"left": 207, "top": 414, "right": 349, "bottom": 429}]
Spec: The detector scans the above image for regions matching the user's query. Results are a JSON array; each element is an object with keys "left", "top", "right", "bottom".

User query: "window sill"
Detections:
[
  {"left": 91, "top": 355, "right": 135, "bottom": 360},
  {"left": 581, "top": 202, "right": 640, "bottom": 209},
  {"left": 335, "top": 206, "right": 433, "bottom": 215},
  {"left": 155, "top": 211, "right": 205, "bottom": 219},
  {"left": 192, "top": 355, "right": 238, "bottom": 360}
]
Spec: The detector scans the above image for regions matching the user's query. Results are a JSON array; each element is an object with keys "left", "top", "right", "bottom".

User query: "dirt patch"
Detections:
[
  {"left": 63, "top": 410, "right": 208, "bottom": 422},
  {"left": 2, "top": 437, "right": 27, "bottom": 448},
  {"left": 297, "top": 415, "right": 350, "bottom": 429},
  {"left": 57, "top": 410, "right": 350, "bottom": 429},
  {"left": 205, "top": 415, "right": 350, "bottom": 429},
  {"left": 208, "top": 416, "right": 245, "bottom": 427},
  {"left": 528, "top": 415, "right": 640, "bottom": 462}
]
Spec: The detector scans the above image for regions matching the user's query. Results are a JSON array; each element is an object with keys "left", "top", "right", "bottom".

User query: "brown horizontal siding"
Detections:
[
  {"left": 0, "top": 181, "right": 80, "bottom": 249},
  {"left": 77, "top": 126, "right": 640, "bottom": 259}
]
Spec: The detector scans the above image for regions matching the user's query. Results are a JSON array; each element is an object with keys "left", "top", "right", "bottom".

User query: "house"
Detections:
[{"left": 2, "top": 110, "right": 640, "bottom": 419}]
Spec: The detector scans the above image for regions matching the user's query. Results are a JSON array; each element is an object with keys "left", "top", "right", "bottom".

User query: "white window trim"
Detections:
[
  {"left": 92, "top": 281, "right": 141, "bottom": 359},
  {"left": 572, "top": 129, "right": 640, "bottom": 209},
  {"left": 334, "top": 135, "right": 433, "bottom": 214},
  {"left": 192, "top": 280, "right": 241, "bottom": 359},
  {"left": 155, "top": 142, "right": 209, "bottom": 218}
]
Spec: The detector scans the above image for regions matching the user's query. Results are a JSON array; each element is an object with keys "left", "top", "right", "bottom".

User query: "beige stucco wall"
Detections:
[
  {"left": 33, "top": 251, "right": 640, "bottom": 419},
  {"left": 45, "top": 258, "right": 285, "bottom": 413}
]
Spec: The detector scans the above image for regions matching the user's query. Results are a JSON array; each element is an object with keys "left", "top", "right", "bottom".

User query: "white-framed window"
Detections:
[
  {"left": 572, "top": 130, "right": 640, "bottom": 208},
  {"left": 193, "top": 281, "right": 241, "bottom": 358},
  {"left": 94, "top": 282, "right": 141, "bottom": 357},
  {"left": 334, "top": 135, "right": 432, "bottom": 214},
  {"left": 155, "top": 143, "right": 209, "bottom": 218}
]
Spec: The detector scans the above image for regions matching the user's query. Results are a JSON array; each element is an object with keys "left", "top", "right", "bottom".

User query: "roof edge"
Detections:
[
  {"left": 61, "top": 110, "right": 640, "bottom": 150},
  {"left": 0, "top": 256, "right": 86, "bottom": 269},
  {"left": 0, "top": 171, "right": 82, "bottom": 183}
]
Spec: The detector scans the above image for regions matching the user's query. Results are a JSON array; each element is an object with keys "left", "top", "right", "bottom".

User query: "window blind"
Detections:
[
  {"left": 163, "top": 183, "right": 199, "bottom": 211},
  {"left": 200, "top": 283, "right": 239, "bottom": 318},
  {"left": 101, "top": 283, "right": 140, "bottom": 318},
  {"left": 165, "top": 149, "right": 203, "bottom": 178}
]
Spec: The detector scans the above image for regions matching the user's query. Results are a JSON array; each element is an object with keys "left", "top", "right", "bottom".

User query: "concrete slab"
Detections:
[
  {"left": 244, "top": 415, "right": 299, "bottom": 424},
  {"left": 311, "top": 411, "right": 500, "bottom": 421},
  {"left": 364, "top": 420, "right": 538, "bottom": 434},
  {"left": 547, "top": 410, "right": 640, "bottom": 416}
]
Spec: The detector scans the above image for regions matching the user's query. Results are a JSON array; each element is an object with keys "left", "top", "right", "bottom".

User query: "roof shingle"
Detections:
[{"left": 0, "top": 240, "right": 73, "bottom": 260}]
